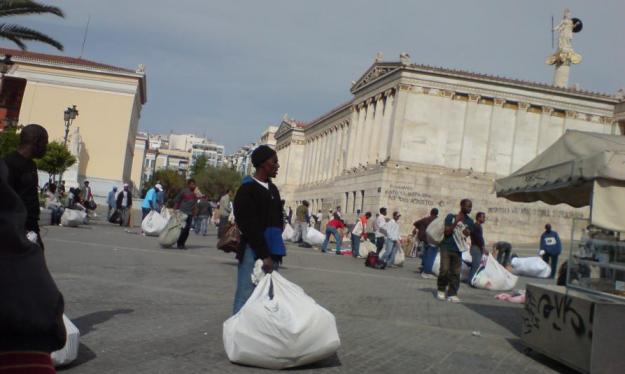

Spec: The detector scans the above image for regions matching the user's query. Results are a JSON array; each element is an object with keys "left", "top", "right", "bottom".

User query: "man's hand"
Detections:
[
  {"left": 462, "top": 228, "right": 471, "bottom": 237},
  {"left": 262, "top": 257, "right": 274, "bottom": 273}
]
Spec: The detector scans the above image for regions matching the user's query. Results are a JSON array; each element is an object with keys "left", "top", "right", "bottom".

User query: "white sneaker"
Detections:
[
  {"left": 421, "top": 273, "right": 436, "bottom": 279},
  {"left": 436, "top": 291, "right": 446, "bottom": 301},
  {"left": 447, "top": 296, "right": 461, "bottom": 303}
]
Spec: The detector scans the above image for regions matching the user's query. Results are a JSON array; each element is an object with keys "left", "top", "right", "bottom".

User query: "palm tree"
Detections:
[{"left": 0, "top": 0, "right": 64, "bottom": 51}]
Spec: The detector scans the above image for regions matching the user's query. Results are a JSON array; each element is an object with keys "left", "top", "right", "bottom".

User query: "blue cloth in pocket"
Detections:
[{"left": 264, "top": 227, "right": 286, "bottom": 256}]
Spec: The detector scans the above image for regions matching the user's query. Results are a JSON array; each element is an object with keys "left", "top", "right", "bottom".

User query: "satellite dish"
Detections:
[{"left": 572, "top": 18, "right": 583, "bottom": 33}]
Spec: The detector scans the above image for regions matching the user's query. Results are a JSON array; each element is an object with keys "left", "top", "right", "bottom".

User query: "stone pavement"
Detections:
[{"left": 40, "top": 219, "right": 575, "bottom": 374}]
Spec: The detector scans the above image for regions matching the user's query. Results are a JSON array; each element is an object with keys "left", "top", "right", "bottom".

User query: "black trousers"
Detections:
[{"left": 177, "top": 215, "right": 194, "bottom": 247}]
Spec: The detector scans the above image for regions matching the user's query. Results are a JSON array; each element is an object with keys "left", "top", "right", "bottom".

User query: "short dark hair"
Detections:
[
  {"left": 476, "top": 212, "right": 485, "bottom": 220},
  {"left": 460, "top": 198, "right": 472, "bottom": 206},
  {"left": 365, "top": 212, "right": 372, "bottom": 218},
  {"left": 380, "top": 207, "right": 387, "bottom": 215},
  {"left": 302, "top": 200, "right": 309, "bottom": 207},
  {"left": 19, "top": 124, "right": 47, "bottom": 145},
  {"left": 430, "top": 208, "right": 439, "bottom": 216}
]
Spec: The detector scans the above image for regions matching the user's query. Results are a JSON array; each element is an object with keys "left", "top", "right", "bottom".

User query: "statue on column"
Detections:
[
  {"left": 546, "top": 9, "right": 582, "bottom": 88},
  {"left": 64, "top": 126, "right": 83, "bottom": 188}
]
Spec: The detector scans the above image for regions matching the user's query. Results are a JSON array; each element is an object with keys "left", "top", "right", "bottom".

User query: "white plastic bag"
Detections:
[
  {"left": 61, "top": 209, "right": 86, "bottom": 227},
  {"left": 425, "top": 216, "right": 444, "bottom": 245},
  {"left": 51, "top": 314, "right": 80, "bottom": 367},
  {"left": 471, "top": 254, "right": 518, "bottom": 291},
  {"left": 431, "top": 252, "right": 471, "bottom": 280},
  {"left": 141, "top": 210, "right": 168, "bottom": 236},
  {"left": 282, "top": 223, "right": 295, "bottom": 242},
  {"left": 223, "top": 272, "right": 340, "bottom": 369},
  {"left": 304, "top": 227, "right": 325, "bottom": 246},
  {"left": 359, "top": 240, "right": 377, "bottom": 257},
  {"left": 158, "top": 212, "right": 184, "bottom": 248},
  {"left": 511, "top": 256, "right": 551, "bottom": 278},
  {"left": 379, "top": 246, "right": 405, "bottom": 266}
]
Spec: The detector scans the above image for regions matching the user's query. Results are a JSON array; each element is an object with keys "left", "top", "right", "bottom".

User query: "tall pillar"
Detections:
[
  {"left": 333, "top": 124, "right": 344, "bottom": 177},
  {"left": 357, "top": 99, "right": 374, "bottom": 166},
  {"left": 378, "top": 90, "right": 395, "bottom": 162},
  {"left": 368, "top": 94, "right": 384, "bottom": 164},
  {"left": 509, "top": 102, "right": 529, "bottom": 174},
  {"left": 387, "top": 84, "right": 411, "bottom": 161},
  {"left": 319, "top": 131, "right": 329, "bottom": 181},
  {"left": 308, "top": 137, "right": 317, "bottom": 184},
  {"left": 346, "top": 105, "right": 361, "bottom": 169},
  {"left": 302, "top": 140, "right": 311, "bottom": 184},
  {"left": 536, "top": 106, "right": 554, "bottom": 155},
  {"left": 312, "top": 136, "right": 321, "bottom": 183}
]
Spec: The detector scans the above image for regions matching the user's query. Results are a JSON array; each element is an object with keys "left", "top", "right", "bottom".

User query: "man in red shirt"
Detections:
[{"left": 321, "top": 213, "right": 346, "bottom": 254}]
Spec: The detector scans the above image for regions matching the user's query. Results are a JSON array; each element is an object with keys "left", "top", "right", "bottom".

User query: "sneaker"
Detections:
[
  {"left": 447, "top": 296, "right": 461, "bottom": 303},
  {"left": 436, "top": 291, "right": 446, "bottom": 301},
  {"left": 421, "top": 273, "right": 436, "bottom": 279}
]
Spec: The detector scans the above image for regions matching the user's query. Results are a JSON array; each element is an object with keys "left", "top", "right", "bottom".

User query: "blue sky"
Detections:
[{"left": 9, "top": 0, "right": 625, "bottom": 153}]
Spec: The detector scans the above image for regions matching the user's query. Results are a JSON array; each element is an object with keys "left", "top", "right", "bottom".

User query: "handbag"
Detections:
[{"left": 217, "top": 223, "right": 241, "bottom": 253}]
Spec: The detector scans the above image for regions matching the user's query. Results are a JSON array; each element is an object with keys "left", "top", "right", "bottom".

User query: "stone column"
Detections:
[
  {"left": 326, "top": 128, "right": 337, "bottom": 180},
  {"left": 378, "top": 90, "right": 395, "bottom": 162},
  {"left": 458, "top": 94, "right": 480, "bottom": 170},
  {"left": 367, "top": 94, "right": 384, "bottom": 164},
  {"left": 536, "top": 106, "right": 554, "bottom": 154},
  {"left": 484, "top": 98, "right": 505, "bottom": 173},
  {"left": 308, "top": 137, "right": 317, "bottom": 183},
  {"left": 357, "top": 99, "right": 374, "bottom": 166},
  {"left": 333, "top": 124, "right": 344, "bottom": 177},
  {"left": 509, "top": 102, "right": 530, "bottom": 174},
  {"left": 313, "top": 136, "right": 322, "bottom": 183},
  {"left": 387, "top": 84, "right": 411, "bottom": 161},
  {"left": 302, "top": 140, "right": 312, "bottom": 185},
  {"left": 320, "top": 131, "right": 330, "bottom": 181},
  {"left": 345, "top": 106, "right": 359, "bottom": 169}
]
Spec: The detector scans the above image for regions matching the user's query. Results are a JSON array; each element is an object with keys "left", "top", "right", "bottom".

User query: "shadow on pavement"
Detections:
[
  {"left": 506, "top": 338, "right": 579, "bottom": 374},
  {"left": 73, "top": 308, "right": 134, "bottom": 336},
  {"left": 285, "top": 353, "right": 341, "bottom": 371},
  {"left": 462, "top": 302, "right": 522, "bottom": 337}
]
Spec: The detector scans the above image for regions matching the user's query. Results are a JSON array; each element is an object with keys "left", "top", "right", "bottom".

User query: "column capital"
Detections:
[
  {"left": 398, "top": 83, "right": 412, "bottom": 92},
  {"left": 565, "top": 110, "right": 577, "bottom": 118},
  {"left": 494, "top": 98, "right": 506, "bottom": 106},
  {"left": 542, "top": 106, "right": 554, "bottom": 114},
  {"left": 375, "top": 93, "right": 383, "bottom": 101},
  {"left": 468, "top": 94, "right": 481, "bottom": 102},
  {"left": 518, "top": 102, "right": 530, "bottom": 111}
]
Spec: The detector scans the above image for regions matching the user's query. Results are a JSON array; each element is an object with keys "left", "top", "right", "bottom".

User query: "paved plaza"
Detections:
[{"left": 41, "top": 216, "right": 574, "bottom": 374}]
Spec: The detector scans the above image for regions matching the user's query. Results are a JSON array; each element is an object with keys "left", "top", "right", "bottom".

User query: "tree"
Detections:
[
  {"left": 195, "top": 166, "right": 241, "bottom": 201},
  {"left": 189, "top": 154, "right": 208, "bottom": 177},
  {"left": 35, "top": 140, "right": 75, "bottom": 179},
  {"left": 0, "top": 123, "right": 20, "bottom": 157},
  {"left": 143, "top": 169, "right": 186, "bottom": 205},
  {"left": 0, "top": 0, "right": 65, "bottom": 51}
]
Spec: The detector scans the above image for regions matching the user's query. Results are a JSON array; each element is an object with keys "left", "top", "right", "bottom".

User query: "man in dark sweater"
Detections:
[
  {"left": 3, "top": 124, "right": 48, "bottom": 250},
  {"left": 232, "top": 145, "right": 284, "bottom": 314},
  {"left": 0, "top": 160, "right": 66, "bottom": 372},
  {"left": 173, "top": 179, "right": 198, "bottom": 249},
  {"left": 468, "top": 212, "right": 486, "bottom": 282}
]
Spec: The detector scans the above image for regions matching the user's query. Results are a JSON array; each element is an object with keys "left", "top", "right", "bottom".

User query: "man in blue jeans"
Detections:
[
  {"left": 232, "top": 145, "right": 285, "bottom": 314},
  {"left": 540, "top": 224, "right": 562, "bottom": 279},
  {"left": 321, "top": 213, "right": 346, "bottom": 254}
]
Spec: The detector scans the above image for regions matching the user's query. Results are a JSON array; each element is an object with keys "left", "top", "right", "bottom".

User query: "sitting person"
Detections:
[
  {"left": 45, "top": 183, "right": 64, "bottom": 225},
  {"left": 66, "top": 188, "right": 86, "bottom": 212},
  {"left": 492, "top": 241, "right": 512, "bottom": 266}
]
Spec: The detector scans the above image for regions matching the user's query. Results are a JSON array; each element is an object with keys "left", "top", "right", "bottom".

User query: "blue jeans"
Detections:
[
  {"left": 233, "top": 246, "right": 280, "bottom": 315},
  {"left": 351, "top": 234, "right": 361, "bottom": 257},
  {"left": 194, "top": 216, "right": 208, "bottom": 235},
  {"left": 468, "top": 245, "right": 483, "bottom": 282},
  {"left": 421, "top": 243, "right": 438, "bottom": 273},
  {"left": 321, "top": 227, "right": 341, "bottom": 252},
  {"left": 381, "top": 239, "right": 399, "bottom": 265}
]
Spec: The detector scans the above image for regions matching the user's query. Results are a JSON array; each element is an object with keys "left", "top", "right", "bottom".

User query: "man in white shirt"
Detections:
[
  {"left": 351, "top": 211, "right": 371, "bottom": 258},
  {"left": 374, "top": 207, "right": 388, "bottom": 253},
  {"left": 380, "top": 211, "right": 402, "bottom": 266}
]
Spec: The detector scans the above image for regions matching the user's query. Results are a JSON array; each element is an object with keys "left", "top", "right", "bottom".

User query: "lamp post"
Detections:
[{"left": 58, "top": 105, "right": 79, "bottom": 185}]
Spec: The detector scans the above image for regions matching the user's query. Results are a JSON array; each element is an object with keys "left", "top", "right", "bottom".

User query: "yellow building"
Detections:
[{"left": 1, "top": 48, "right": 147, "bottom": 196}]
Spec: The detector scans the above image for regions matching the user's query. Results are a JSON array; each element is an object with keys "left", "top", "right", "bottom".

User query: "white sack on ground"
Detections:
[
  {"left": 510, "top": 256, "right": 551, "bottom": 278},
  {"left": 431, "top": 253, "right": 471, "bottom": 281},
  {"left": 223, "top": 272, "right": 340, "bottom": 369},
  {"left": 60, "top": 209, "right": 86, "bottom": 227},
  {"left": 379, "top": 247, "right": 405, "bottom": 266},
  {"left": 359, "top": 240, "right": 377, "bottom": 257},
  {"left": 158, "top": 212, "right": 184, "bottom": 248},
  {"left": 282, "top": 223, "right": 295, "bottom": 242},
  {"left": 304, "top": 227, "right": 325, "bottom": 246},
  {"left": 471, "top": 254, "right": 518, "bottom": 291},
  {"left": 141, "top": 210, "right": 168, "bottom": 236},
  {"left": 51, "top": 314, "right": 80, "bottom": 367}
]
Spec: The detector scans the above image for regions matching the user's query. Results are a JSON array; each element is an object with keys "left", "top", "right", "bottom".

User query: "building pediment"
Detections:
[
  {"left": 275, "top": 121, "right": 293, "bottom": 139},
  {"left": 351, "top": 63, "right": 401, "bottom": 94}
]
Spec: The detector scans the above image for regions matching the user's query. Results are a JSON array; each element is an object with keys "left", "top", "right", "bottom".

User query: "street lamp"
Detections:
[{"left": 58, "top": 105, "right": 79, "bottom": 186}]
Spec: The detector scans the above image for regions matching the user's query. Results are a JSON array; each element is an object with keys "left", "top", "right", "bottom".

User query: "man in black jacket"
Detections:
[
  {"left": 116, "top": 183, "right": 133, "bottom": 226},
  {"left": 232, "top": 145, "right": 285, "bottom": 314},
  {"left": 3, "top": 124, "right": 48, "bottom": 250}
]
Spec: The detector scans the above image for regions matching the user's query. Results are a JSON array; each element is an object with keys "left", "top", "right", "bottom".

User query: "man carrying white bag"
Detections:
[{"left": 223, "top": 271, "right": 341, "bottom": 369}]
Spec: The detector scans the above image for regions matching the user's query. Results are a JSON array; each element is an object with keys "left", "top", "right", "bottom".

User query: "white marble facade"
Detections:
[{"left": 274, "top": 57, "right": 624, "bottom": 242}]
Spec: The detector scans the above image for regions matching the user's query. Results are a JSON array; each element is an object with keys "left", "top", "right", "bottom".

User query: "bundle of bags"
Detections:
[
  {"left": 60, "top": 209, "right": 87, "bottom": 227},
  {"left": 282, "top": 223, "right": 295, "bottom": 242},
  {"left": 158, "top": 211, "right": 186, "bottom": 248},
  {"left": 304, "top": 227, "right": 325, "bottom": 246},
  {"left": 471, "top": 254, "right": 518, "bottom": 290},
  {"left": 223, "top": 272, "right": 340, "bottom": 369},
  {"left": 141, "top": 210, "right": 169, "bottom": 236},
  {"left": 510, "top": 256, "right": 551, "bottom": 278},
  {"left": 358, "top": 240, "right": 377, "bottom": 258}
]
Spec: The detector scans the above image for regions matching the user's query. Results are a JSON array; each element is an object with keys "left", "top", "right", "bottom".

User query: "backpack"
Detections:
[
  {"left": 425, "top": 216, "right": 445, "bottom": 245},
  {"left": 365, "top": 252, "right": 379, "bottom": 268}
]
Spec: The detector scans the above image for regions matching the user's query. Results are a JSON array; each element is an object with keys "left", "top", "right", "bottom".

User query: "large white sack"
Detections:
[
  {"left": 141, "top": 210, "right": 168, "bottom": 236},
  {"left": 379, "top": 246, "right": 405, "bottom": 266},
  {"left": 431, "top": 252, "right": 471, "bottom": 280},
  {"left": 223, "top": 272, "right": 340, "bottom": 369},
  {"left": 282, "top": 223, "right": 295, "bottom": 242},
  {"left": 51, "top": 314, "right": 80, "bottom": 367},
  {"left": 511, "top": 256, "right": 551, "bottom": 278},
  {"left": 359, "top": 240, "right": 377, "bottom": 257},
  {"left": 60, "top": 209, "right": 86, "bottom": 227},
  {"left": 425, "top": 216, "right": 444, "bottom": 245},
  {"left": 304, "top": 227, "right": 325, "bottom": 246},
  {"left": 158, "top": 212, "right": 184, "bottom": 248},
  {"left": 472, "top": 254, "right": 518, "bottom": 291}
]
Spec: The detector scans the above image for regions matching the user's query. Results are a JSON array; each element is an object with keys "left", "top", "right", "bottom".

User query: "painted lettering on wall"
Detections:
[
  {"left": 488, "top": 206, "right": 584, "bottom": 219},
  {"left": 385, "top": 184, "right": 435, "bottom": 206}
]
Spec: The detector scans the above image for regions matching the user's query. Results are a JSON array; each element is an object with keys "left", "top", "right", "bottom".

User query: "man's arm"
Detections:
[{"left": 443, "top": 214, "right": 460, "bottom": 236}]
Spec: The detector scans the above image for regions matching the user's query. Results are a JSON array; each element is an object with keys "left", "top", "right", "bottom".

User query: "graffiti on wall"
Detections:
[
  {"left": 523, "top": 287, "right": 593, "bottom": 339},
  {"left": 385, "top": 184, "right": 438, "bottom": 206}
]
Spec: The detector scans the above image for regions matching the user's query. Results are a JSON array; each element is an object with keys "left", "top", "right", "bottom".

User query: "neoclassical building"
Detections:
[{"left": 274, "top": 54, "right": 625, "bottom": 243}]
